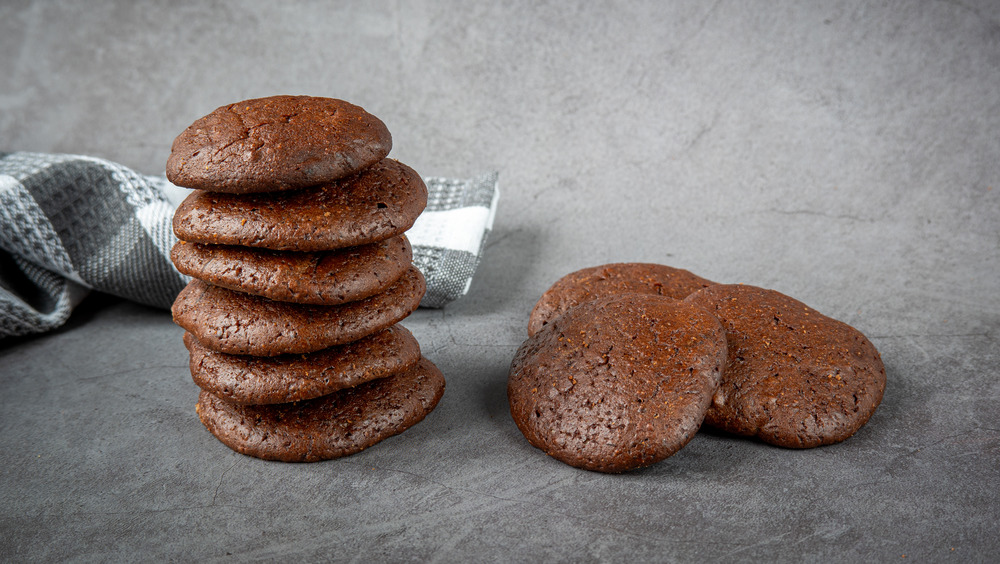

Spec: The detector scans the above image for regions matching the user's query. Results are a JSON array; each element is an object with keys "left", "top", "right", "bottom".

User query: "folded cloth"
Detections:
[
  {"left": 0, "top": 152, "right": 499, "bottom": 338},
  {"left": 409, "top": 172, "right": 499, "bottom": 308}
]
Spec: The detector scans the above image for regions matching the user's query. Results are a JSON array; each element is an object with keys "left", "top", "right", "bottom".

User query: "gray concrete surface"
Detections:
[{"left": 2, "top": 1, "right": 998, "bottom": 561}]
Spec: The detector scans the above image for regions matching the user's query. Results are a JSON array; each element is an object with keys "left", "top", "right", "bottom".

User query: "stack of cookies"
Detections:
[
  {"left": 509, "top": 263, "right": 886, "bottom": 473},
  {"left": 166, "top": 95, "right": 445, "bottom": 462}
]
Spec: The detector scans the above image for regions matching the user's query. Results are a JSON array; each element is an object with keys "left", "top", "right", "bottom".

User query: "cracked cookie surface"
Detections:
[
  {"left": 196, "top": 356, "right": 445, "bottom": 462},
  {"left": 172, "top": 158, "right": 427, "bottom": 251},
  {"left": 185, "top": 324, "right": 421, "bottom": 405},
  {"left": 166, "top": 95, "right": 391, "bottom": 193},
  {"left": 171, "top": 234, "right": 412, "bottom": 305},
  {"left": 172, "top": 266, "right": 425, "bottom": 356},
  {"left": 508, "top": 293, "right": 727, "bottom": 473},
  {"left": 528, "top": 263, "right": 715, "bottom": 336},
  {"left": 684, "top": 284, "right": 886, "bottom": 448}
]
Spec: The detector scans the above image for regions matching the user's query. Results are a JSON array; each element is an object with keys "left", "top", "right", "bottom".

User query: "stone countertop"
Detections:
[{"left": 1, "top": 1, "right": 997, "bottom": 561}]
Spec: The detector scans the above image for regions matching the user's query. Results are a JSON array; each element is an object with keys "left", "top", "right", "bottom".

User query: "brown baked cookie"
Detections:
[
  {"left": 195, "top": 356, "right": 445, "bottom": 462},
  {"left": 172, "top": 266, "right": 425, "bottom": 356},
  {"left": 166, "top": 95, "right": 392, "bottom": 193},
  {"left": 528, "top": 263, "right": 715, "bottom": 336},
  {"left": 683, "top": 284, "right": 886, "bottom": 448},
  {"left": 170, "top": 235, "right": 412, "bottom": 305},
  {"left": 184, "top": 324, "right": 421, "bottom": 405},
  {"left": 508, "top": 294, "right": 728, "bottom": 473},
  {"left": 173, "top": 159, "right": 427, "bottom": 252}
]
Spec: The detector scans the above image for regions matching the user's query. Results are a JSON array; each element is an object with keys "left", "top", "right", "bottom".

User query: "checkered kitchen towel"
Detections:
[{"left": 0, "top": 152, "right": 498, "bottom": 337}]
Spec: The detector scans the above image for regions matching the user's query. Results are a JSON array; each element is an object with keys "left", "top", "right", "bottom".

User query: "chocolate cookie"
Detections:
[
  {"left": 173, "top": 158, "right": 427, "bottom": 252},
  {"left": 528, "top": 263, "right": 715, "bottom": 336},
  {"left": 195, "top": 356, "right": 445, "bottom": 462},
  {"left": 508, "top": 294, "right": 728, "bottom": 473},
  {"left": 166, "top": 95, "right": 392, "bottom": 193},
  {"left": 172, "top": 266, "right": 425, "bottom": 356},
  {"left": 684, "top": 284, "right": 886, "bottom": 448},
  {"left": 170, "top": 235, "right": 412, "bottom": 305},
  {"left": 184, "top": 324, "right": 421, "bottom": 405}
]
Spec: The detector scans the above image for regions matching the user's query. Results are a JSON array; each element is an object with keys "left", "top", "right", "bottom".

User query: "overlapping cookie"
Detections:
[
  {"left": 184, "top": 324, "right": 421, "bottom": 405},
  {"left": 173, "top": 158, "right": 427, "bottom": 251},
  {"left": 171, "top": 235, "right": 412, "bottom": 305},
  {"left": 196, "top": 357, "right": 445, "bottom": 462},
  {"left": 509, "top": 293, "right": 727, "bottom": 473},
  {"left": 527, "top": 262, "right": 715, "bottom": 336},
  {"left": 510, "top": 262, "right": 886, "bottom": 472},
  {"left": 173, "top": 267, "right": 425, "bottom": 356},
  {"left": 684, "top": 284, "right": 885, "bottom": 448}
]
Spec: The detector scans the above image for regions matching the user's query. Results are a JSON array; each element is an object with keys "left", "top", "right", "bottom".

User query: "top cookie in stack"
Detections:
[
  {"left": 166, "top": 96, "right": 445, "bottom": 462},
  {"left": 166, "top": 95, "right": 392, "bottom": 194}
]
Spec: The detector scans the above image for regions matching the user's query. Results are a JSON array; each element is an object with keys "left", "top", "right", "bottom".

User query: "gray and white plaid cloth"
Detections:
[{"left": 0, "top": 152, "right": 498, "bottom": 338}]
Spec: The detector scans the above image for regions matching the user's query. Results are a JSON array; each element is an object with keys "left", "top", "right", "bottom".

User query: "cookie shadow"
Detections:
[
  {"left": 625, "top": 429, "right": 750, "bottom": 479},
  {"left": 480, "top": 371, "right": 511, "bottom": 423},
  {"left": 478, "top": 359, "right": 544, "bottom": 453}
]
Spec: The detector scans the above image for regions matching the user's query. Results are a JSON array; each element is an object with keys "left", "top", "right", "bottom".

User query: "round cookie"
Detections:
[
  {"left": 171, "top": 235, "right": 412, "bottom": 305},
  {"left": 196, "top": 356, "right": 446, "bottom": 462},
  {"left": 184, "top": 324, "right": 421, "bottom": 405},
  {"left": 683, "top": 284, "right": 886, "bottom": 448},
  {"left": 173, "top": 158, "right": 427, "bottom": 252},
  {"left": 528, "top": 263, "right": 715, "bottom": 336},
  {"left": 508, "top": 293, "right": 728, "bottom": 473},
  {"left": 166, "top": 95, "right": 392, "bottom": 193},
  {"left": 172, "top": 266, "right": 425, "bottom": 356}
]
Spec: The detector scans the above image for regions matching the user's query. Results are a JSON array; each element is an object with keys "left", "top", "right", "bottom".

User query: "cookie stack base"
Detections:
[{"left": 196, "top": 357, "right": 445, "bottom": 462}]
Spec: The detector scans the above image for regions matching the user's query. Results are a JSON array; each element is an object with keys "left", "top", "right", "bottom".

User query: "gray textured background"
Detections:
[{"left": 2, "top": 1, "right": 998, "bottom": 561}]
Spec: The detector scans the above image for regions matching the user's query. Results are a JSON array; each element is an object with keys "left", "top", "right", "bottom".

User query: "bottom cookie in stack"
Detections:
[{"left": 195, "top": 357, "right": 444, "bottom": 463}]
